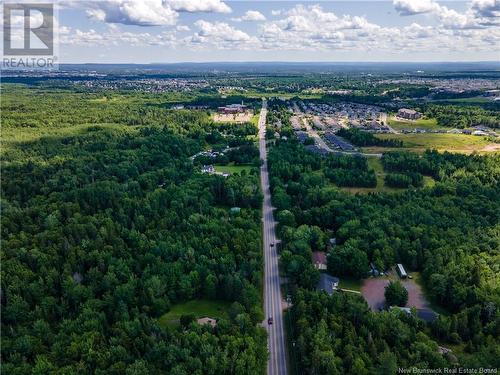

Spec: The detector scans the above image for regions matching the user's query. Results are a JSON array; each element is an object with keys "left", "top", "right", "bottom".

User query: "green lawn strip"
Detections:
[
  {"left": 214, "top": 163, "right": 254, "bottom": 174},
  {"left": 388, "top": 117, "right": 441, "bottom": 131},
  {"left": 338, "top": 277, "right": 363, "bottom": 292},
  {"left": 158, "top": 299, "right": 231, "bottom": 328},
  {"left": 366, "top": 133, "right": 494, "bottom": 154}
]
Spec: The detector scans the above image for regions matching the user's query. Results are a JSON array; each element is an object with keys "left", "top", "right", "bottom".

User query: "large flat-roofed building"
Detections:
[
  {"left": 398, "top": 108, "right": 422, "bottom": 120},
  {"left": 218, "top": 103, "right": 248, "bottom": 114}
]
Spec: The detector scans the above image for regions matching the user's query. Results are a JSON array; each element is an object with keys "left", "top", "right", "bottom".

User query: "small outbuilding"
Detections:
[{"left": 396, "top": 263, "right": 407, "bottom": 279}]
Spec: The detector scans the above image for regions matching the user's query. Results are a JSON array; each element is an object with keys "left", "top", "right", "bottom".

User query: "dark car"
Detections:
[
  {"left": 268, "top": 317, "right": 273, "bottom": 325},
  {"left": 270, "top": 243, "right": 275, "bottom": 247}
]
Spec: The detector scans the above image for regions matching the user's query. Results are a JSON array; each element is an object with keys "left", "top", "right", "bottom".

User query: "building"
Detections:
[
  {"left": 197, "top": 317, "right": 217, "bottom": 327},
  {"left": 218, "top": 103, "right": 248, "bottom": 114},
  {"left": 390, "top": 306, "right": 438, "bottom": 323},
  {"left": 316, "top": 273, "right": 339, "bottom": 295},
  {"left": 201, "top": 165, "right": 215, "bottom": 174},
  {"left": 397, "top": 108, "right": 422, "bottom": 120},
  {"left": 369, "top": 262, "right": 380, "bottom": 277},
  {"left": 311, "top": 251, "right": 327, "bottom": 270},
  {"left": 396, "top": 263, "right": 407, "bottom": 278}
]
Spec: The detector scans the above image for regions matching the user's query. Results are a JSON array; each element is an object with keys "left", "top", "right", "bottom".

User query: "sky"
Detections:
[{"left": 7, "top": 0, "right": 500, "bottom": 63}]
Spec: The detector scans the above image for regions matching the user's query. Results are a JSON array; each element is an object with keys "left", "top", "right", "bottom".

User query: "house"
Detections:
[
  {"left": 417, "top": 308, "right": 438, "bottom": 323},
  {"left": 472, "top": 130, "right": 488, "bottom": 136},
  {"left": 369, "top": 262, "right": 380, "bottom": 277},
  {"left": 197, "top": 317, "right": 217, "bottom": 327},
  {"left": 201, "top": 165, "right": 215, "bottom": 174},
  {"left": 311, "top": 251, "right": 327, "bottom": 270},
  {"left": 396, "top": 263, "right": 407, "bottom": 279},
  {"left": 389, "top": 307, "right": 438, "bottom": 322},
  {"left": 397, "top": 108, "right": 422, "bottom": 120},
  {"left": 316, "top": 273, "right": 339, "bottom": 295}
]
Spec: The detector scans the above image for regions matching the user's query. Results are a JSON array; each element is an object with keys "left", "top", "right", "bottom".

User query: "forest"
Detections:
[
  {"left": 1, "top": 85, "right": 267, "bottom": 374},
  {"left": 268, "top": 131, "right": 499, "bottom": 371},
  {"left": 337, "top": 128, "right": 403, "bottom": 148}
]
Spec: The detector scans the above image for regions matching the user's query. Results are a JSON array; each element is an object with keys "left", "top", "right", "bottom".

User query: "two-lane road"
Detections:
[{"left": 258, "top": 99, "right": 288, "bottom": 375}]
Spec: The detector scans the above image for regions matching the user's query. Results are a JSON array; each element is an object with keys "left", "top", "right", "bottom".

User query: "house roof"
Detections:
[
  {"left": 316, "top": 273, "right": 339, "bottom": 295},
  {"left": 311, "top": 251, "right": 327, "bottom": 265},
  {"left": 197, "top": 317, "right": 217, "bottom": 327}
]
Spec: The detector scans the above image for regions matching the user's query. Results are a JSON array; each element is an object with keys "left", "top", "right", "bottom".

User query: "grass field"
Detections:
[
  {"left": 214, "top": 163, "right": 254, "bottom": 174},
  {"left": 388, "top": 116, "right": 441, "bottom": 131},
  {"left": 342, "top": 157, "right": 437, "bottom": 194},
  {"left": 339, "top": 277, "right": 363, "bottom": 292},
  {"left": 342, "top": 157, "right": 405, "bottom": 194},
  {"left": 158, "top": 299, "right": 231, "bottom": 328},
  {"left": 363, "top": 133, "right": 498, "bottom": 154},
  {"left": 430, "top": 97, "right": 493, "bottom": 104}
]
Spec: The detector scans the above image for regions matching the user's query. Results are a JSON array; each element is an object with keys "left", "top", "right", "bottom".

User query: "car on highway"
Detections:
[
  {"left": 268, "top": 317, "right": 273, "bottom": 325},
  {"left": 270, "top": 243, "right": 275, "bottom": 247}
]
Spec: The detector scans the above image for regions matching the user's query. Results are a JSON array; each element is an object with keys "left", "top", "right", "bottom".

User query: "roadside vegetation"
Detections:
[
  {"left": 1, "top": 85, "right": 267, "bottom": 374},
  {"left": 268, "top": 118, "right": 500, "bottom": 372}
]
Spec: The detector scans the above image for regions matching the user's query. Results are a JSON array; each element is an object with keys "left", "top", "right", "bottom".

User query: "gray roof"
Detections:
[{"left": 316, "top": 274, "right": 340, "bottom": 295}]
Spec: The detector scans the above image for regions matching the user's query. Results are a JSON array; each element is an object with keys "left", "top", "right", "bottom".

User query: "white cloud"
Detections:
[
  {"left": 80, "top": 0, "right": 231, "bottom": 27},
  {"left": 393, "top": 0, "right": 499, "bottom": 29},
  {"left": 233, "top": 10, "right": 266, "bottom": 22},
  {"left": 166, "top": 0, "right": 231, "bottom": 13},
  {"left": 471, "top": 0, "right": 500, "bottom": 18},
  {"left": 85, "top": 0, "right": 178, "bottom": 26},
  {"left": 393, "top": 0, "right": 441, "bottom": 15},
  {"left": 194, "top": 20, "right": 251, "bottom": 41}
]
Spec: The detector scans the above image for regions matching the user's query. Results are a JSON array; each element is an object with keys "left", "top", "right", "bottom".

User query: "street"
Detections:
[{"left": 258, "top": 99, "right": 288, "bottom": 375}]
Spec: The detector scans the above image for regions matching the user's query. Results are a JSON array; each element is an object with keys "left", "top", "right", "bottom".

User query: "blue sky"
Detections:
[{"left": 53, "top": 0, "right": 500, "bottom": 62}]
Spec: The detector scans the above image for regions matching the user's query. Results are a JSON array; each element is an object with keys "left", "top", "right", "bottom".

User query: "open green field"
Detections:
[
  {"left": 338, "top": 277, "right": 363, "bottom": 292},
  {"left": 364, "top": 133, "right": 499, "bottom": 154},
  {"left": 158, "top": 299, "right": 231, "bottom": 328},
  {"left": 430, "top": 97, "right": 493, "bottom": 104},
  {"left": 388, "top": 116, "right": 441, "bottom": 131},
  {"left": 215, "top": 163, "right": 255, "bottom": 174},
  {"left": 342, "top": 157, "right": 405, "bottom": 194}
]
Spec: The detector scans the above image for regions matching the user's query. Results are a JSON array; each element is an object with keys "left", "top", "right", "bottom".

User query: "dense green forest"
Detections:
[
  {"left": 268, "top": 132, "right": 499, "bottom": 371},
  {"left": 423, "top": 104, "right": 499, "bottom": 129},
  {"left": 1, "top": 85, "right": 267, "bottom": 374},
  {"left": 337, "top": 128, "right": 403, "bottom": 148}
]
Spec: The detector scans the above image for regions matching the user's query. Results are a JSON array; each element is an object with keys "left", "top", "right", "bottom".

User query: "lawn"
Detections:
[
  {"left": 214, "top": 163, "right": 254, "bottom": 174},
  {"left": 158, "top": 299, "right": 231, "bottom": 328},
  {"left": 363, "top": 133, "right": 497, "bottom": 154},
  {"left": 342, "top": 157, "right": 405, "bottom": 195},
  {"left": 388, "top": 116, "right": 441, "bottom": 131},
  {"left": 339, "top": 277, "right": 363, "bottom": 292}
]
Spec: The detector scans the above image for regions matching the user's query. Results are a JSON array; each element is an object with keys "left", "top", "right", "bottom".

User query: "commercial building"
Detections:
[
  {"left": 218, "top": 103, "right": 248, "bottom": 114},
  {"left": 397, "top": 108, "right": 422, "bottom": 120}
]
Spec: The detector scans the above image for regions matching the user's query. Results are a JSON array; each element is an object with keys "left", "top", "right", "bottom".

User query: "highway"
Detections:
[{"left": 258, "top": 99, "right": 288, "bottom": 375}]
